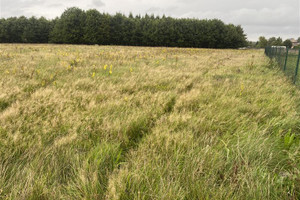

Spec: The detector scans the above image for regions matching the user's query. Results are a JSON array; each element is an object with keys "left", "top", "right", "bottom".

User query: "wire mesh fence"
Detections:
[{"left": 265, "top": 46, "right": 300, "bottom": 85}]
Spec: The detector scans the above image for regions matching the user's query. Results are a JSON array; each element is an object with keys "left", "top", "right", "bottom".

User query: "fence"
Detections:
[{"left": 265, "top": 46, "right": 300, "bottom": 85}]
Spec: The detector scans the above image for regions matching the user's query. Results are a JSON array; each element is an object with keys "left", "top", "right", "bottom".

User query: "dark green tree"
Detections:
[
  {"left": 274, "top": 37, "right": 283, "bottom": 46},
  {"left": 257, "top": 36, "right": 268, "bottom": 48},
  {"left": 22, "top": 17, "right": 51, "bottom": 43},
  {"left": 4, "top": 17, "right": 28, "bottom": 43},
  {"left": 267, "top": 37, "right": 277, "bottom": 46},
  {"left": 50, "top": 7, "right": 86, "bottom": 44},
  {"left": 1, "top": 7, "right": 248, "bottom": 49},
  {"left": 84, "top": 9, "right": 110, "bottom": 44},
  {"left": 267, "top": 37, "right": 282, "bottom": 46},
  {"left": 283, "top": 39, "right": 292, "bottom": 48},
  {"left": 0, "top": 19, "right": 8, "bottom": 42}
]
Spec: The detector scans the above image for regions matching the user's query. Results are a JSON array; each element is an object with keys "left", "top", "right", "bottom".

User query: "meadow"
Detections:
[{"left": 0, "top": 44, "right": 299, "bottom": 200}]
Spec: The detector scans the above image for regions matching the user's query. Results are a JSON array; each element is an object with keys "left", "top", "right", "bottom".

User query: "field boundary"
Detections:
[{"left": 265, "top": 46, "right": 300, "bottom": 84}]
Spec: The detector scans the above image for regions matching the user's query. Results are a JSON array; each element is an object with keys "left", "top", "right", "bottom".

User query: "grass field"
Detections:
[{"left": 0, "top": 44, "right": 299, "bottom": 200}]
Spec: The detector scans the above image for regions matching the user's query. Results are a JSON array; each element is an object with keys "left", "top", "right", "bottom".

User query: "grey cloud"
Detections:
[
  {"left": 175, "top": 0, "right": 290, "bottom": 12},
  {"left": 91, "top": 0, "right": 105, "bottom": 7},
  {"left": 244, "top": 25, "right": 299, "bottom": 40},
  {"left": 48, "top": 3, "right": 63, "bottom": 8},
  {"left": 146, "top": 7, "right": 161, "bottom": 13},
  {"left": 230, "top": 7, "right": 299, "bottom": 26},
  {"left": 1, "top": 0, "right": 46, "bottom": 17}
]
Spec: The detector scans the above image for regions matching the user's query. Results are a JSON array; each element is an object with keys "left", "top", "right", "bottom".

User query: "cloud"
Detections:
[
  {"left": 91, "top": 0, "right": 105, "bottom": 7},
  {"left": 146, "top": 7, "right": 161, "bottom": 13},
  {"left": 230, "top": 7, "right": 299, "bottom": 27},
  {"left": 0, "top": 0, "right": 46, "bottom": 17},
  {"left": 244, "top": 25, "right": 299, "bottom": 40},
  {"left": 48, "top": 3, "right": 63, "bottom": 8},
  {"left": 177, "top": 5, "right": 299, "bottom": 40}
]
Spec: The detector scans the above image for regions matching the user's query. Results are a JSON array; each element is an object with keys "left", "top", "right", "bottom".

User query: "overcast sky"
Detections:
[{"left": 0, "top": 0, "right": 299, "bottom": 41}]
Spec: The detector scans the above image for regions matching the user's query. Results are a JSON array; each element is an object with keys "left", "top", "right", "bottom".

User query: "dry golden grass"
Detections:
[{"left": 0, "top": 44, "right": 299, "bottom": 199}]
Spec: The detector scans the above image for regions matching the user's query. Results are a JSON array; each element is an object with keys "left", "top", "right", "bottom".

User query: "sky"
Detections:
[{"left": 0, "top": 0, "right": 299, "bottom": 41}]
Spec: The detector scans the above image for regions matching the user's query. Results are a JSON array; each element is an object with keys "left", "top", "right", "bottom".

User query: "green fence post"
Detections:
[
  {"left": 278, "top": 47, "right": 282, "bottom": 64},
  {"left": 293, "top": 49, "right": 300, "bottom": 84},
  {"left": 271, "top": 47, "right": 273, "bottom": 58},
  {"left": 283, "top": 48, "right": 289, "bottom": 71}
]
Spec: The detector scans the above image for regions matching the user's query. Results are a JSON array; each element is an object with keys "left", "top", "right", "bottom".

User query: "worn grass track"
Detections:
[{"left": 0, "top": 44, "right": 299, "bottom": 199}]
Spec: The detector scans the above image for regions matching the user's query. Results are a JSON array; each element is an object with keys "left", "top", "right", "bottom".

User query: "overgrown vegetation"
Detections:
[
  {"left": 0, "top": 44, "right": 299, "bottom": 199},
  {"left": 0, "top": 7, "right": 247, "bottom": 48}
]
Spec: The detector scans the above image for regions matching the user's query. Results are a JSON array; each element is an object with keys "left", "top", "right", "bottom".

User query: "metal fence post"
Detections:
[
  {"left": 270, "top": 47, "right": 274, "bottom": 59},
  {"left": 293, "top": 49, "right": 300, "bottom": 84},
  {"left": 270, "top": 47, "right": 273, "bottom": 58},
  {"left": 283, "top": 48, "right": 289, "bottom": 71},
  {"left": 278, "top": 47, "right": 282, "bottom": 65},
  {"left": 266, "top": 47, "right": 269, "bottom": 57},
  {"left": 265, "top": 47, "right": 267, "bottom": 55}
]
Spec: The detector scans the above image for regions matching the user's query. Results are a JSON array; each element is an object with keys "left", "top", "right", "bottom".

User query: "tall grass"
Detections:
[{"left": 0, "top": 45, "right": 299, "bottom": 199}]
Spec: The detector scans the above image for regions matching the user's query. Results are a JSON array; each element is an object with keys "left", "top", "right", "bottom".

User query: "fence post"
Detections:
[
  {"left": 278, "top": 47, "right": 282, "bottom": 65},
  {"left": 270, "top": 47, "right": 273, "bottom": 58},
  {"left": 283, "top": 48, "right": 289, "bottom": 71},
  {"left": 293, "top": 49, "right": 300, "bottom": 84}
]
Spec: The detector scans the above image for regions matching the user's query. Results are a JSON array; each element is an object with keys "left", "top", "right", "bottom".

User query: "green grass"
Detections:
[{"left": 0, "top": 45, "right": 299, "bottom": 199}]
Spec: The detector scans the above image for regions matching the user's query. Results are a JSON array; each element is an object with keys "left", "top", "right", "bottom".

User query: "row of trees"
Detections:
[
  {"left": 0, "top": 16, "right": 53, "bottom": 43},
  {"left": 256, "top": 36, "right": 300, "bottom": 48},
  {"left": 0, "top": 7, "right": 247, "bottom": 48}
]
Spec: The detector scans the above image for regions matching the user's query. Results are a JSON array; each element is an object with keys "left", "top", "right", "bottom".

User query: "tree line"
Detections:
[
  {"left": 255, "top": 36, "right": 300, "bottom": 49},
  {"left": 0, "top": 7, "right": 247, "bottom": 48}
]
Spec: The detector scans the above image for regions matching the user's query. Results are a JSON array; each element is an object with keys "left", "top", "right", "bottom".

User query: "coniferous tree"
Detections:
[
  {"left": 50, "top": 7, "right": 86, "bottom": 44},
  {"left": 84, "top": 9, "right": 110, "bottom": 44},
  {"left": 22, "top": 17, "right": 51, "bottom": 43},
  {"left": 0, "top": 19, "right": 8, "bottom": 42},
  {"left": 0, "top": 7, "right": 248, "bottom": 49}
]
